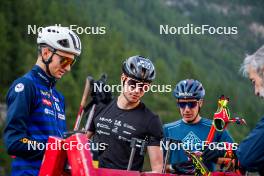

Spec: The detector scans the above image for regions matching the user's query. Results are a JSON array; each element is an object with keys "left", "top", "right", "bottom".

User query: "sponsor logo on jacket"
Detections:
[
  {"left": 40, "top": 90, "right": 51, "bottom": 98},
  {"left": 44, "top": 108, "right": 55, "bottom": 116},
  {"left": 53, "top": 96, "right": 60, "bottom": 102},
  {"left": 15, "top": 83, "right": 24, "bottom": 92},
  {"left": 42, "top": 98, "right": 52, "bottom": 107},
  {"left": 55, "top": 102, "right": 61, "bottom": 112},
  {"left": 38, "top": 72, "right": 49, "bottom": 83},
  {"left": 58, "top": 113, "right": 65, "bottom": 120}
]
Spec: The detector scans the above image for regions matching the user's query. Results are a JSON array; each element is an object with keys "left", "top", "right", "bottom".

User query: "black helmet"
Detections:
[
  {"left": 173, "top": 79, "right": 205, "bottom": 99},
  {"left": 122, "top": 55, "right": 156, "bottom": 83}
]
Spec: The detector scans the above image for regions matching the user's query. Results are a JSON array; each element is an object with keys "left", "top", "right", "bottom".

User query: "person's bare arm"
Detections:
[
  {"left": 147, "top": 146, "right": 163, "bottom": 173},
  {"left": 86, "top": 131, "right": 94, "bottom": 139}
]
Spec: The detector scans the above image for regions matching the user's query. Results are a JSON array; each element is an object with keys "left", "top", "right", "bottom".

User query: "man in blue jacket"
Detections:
[
  {"left": 202, "top": 45, "right": 264, "bottom": 173},
  {"left": 3, "top": 26, "right": 81, "bottom": 175},
  {"left": 163, "top": 79, "right": 233, "bottom": 174}
]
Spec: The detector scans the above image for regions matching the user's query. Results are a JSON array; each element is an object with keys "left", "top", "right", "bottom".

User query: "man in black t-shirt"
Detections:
[{"left": 87, "top": 56, "right": 163, "bottom": 172}]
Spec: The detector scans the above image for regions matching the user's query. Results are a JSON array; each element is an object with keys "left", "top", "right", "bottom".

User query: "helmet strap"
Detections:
[
  {"left": 41, "top": 52, "right": 55, "bottom": 78},
  {"left": 191, "top": 106, "right": 201, "bottom": 123}
]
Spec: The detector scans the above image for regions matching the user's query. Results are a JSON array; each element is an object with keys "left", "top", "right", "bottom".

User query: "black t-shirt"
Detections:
[{"left": 88, "top": 99, "right": 163, "bottom": 171}]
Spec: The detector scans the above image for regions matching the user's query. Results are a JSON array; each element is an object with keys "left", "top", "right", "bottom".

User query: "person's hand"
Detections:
[
  {"left": 202, "top": 147, "right": 227, "bottom": 163},
  {"left": 202, "top": 142, "right": 236, "bottom": 163}
]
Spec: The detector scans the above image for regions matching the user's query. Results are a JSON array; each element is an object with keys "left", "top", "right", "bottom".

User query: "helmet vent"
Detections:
[
  {"left": 57, "top": 39, "right": 70, "bottom": 48},
  {"left": 180, "top": 84, "right": 184, "bottom": 92},
  {"left": 187, "top": 84, "right": 192, "bottom": 92},
  {"left": 130, "top": 64, "right": 136, "bottom": 74},
  {"left": 141, "top": 68, "right": 146, "bottom": 79},
  {"left": 193, "top": 85, "right": 199, "bottom": 92},
  {"left": 37, "top": 26, "right": 82, "bottom": 56}
]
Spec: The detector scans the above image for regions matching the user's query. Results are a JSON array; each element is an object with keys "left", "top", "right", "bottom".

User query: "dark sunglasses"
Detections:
[
  {"left": 54, "top": 52, "right": 76, "bottom": 68},
  {"left": 177, "top": 101, "right": 198, "bottom": 109},
  {"left": 126, "top": 79, "right": 150, "bottom": 92}
]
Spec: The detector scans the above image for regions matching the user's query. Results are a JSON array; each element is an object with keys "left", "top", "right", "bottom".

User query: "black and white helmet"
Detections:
[
  {"left": 37, "top": 26, "right": 81, "bottom": 56},
  {"left": 122, "top": 55, "right": 156, "bottom": 82}
]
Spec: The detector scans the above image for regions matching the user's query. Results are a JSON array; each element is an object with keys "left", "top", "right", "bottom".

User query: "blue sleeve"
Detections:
[
  {"left": 236, "top": 117, "right": 264, "bottom": 171},
  {"left": 3, "top": 78, "right": 45, "bottom": 160}
]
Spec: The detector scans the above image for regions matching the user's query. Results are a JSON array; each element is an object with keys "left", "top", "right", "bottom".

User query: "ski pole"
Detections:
[
  {"left": 162, "top": 138, "right": 172, "bottom": 173},
  {"left": 73, "top": 76, "right": 93, "bottom": 131}
]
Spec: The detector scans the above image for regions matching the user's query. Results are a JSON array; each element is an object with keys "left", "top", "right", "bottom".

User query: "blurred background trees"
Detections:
[{"left": 0, "top": 0, "right": 264, "bottom": 173}]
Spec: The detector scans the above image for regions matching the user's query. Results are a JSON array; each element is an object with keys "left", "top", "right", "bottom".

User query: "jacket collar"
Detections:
[{"left": 31, "top": 65, "right": 56, "bottom": 87}]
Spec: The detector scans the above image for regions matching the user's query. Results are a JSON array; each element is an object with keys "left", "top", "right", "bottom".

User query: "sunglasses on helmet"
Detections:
[
  {"left": 126, "top": 78, "right": 150, "bottom": 92},
  {"left": 177, "top": 101, "right": 198, "bottom": 109}
]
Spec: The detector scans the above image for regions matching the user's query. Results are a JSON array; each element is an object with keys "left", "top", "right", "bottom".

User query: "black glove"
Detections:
[{"left": 202, "top": 147, "right": 226, "bottom": 163}]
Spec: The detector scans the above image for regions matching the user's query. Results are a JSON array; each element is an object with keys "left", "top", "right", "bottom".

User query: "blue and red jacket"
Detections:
[{"left": 4, "top": 65, "right": 67, "bottom": 176}]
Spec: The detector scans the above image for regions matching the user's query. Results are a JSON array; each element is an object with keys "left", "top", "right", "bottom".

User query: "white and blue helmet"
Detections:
[{"left": 173, "top": 79, "right": 205, "bottom": 99}]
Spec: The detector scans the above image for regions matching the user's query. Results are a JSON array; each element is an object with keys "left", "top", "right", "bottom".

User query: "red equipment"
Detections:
[
  {"left": 38, "top": 136, "right": 68, "bottom": 176},
  {"left": 206, "top": 95, "right": 246, "bottom": 144}
]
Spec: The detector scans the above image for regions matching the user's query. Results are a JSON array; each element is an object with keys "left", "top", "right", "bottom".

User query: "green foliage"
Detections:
[{"left": 1, "top": 0, "right": 264, "bottom": 172}]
